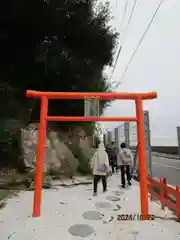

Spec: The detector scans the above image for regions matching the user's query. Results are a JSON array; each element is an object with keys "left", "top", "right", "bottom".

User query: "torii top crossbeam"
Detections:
[{"left": 26, "top": 90, "right": 157, "bottom": 100}]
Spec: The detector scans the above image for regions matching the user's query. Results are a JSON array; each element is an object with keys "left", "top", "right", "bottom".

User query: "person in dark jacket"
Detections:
[{"left": 106, "top": 142, "right": 117, "bottom": 174}]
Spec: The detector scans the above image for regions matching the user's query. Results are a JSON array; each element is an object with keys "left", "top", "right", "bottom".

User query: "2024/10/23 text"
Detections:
[{"left": 117, "top": 214, "right": 155, "bottom": 221}]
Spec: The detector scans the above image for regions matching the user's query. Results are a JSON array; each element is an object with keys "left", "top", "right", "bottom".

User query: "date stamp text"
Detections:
[{"left": 117, "top": 214, "right": 155, "bottom": 221}]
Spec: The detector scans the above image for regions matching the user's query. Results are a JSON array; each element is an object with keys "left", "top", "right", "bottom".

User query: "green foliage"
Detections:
[
  {"left": 0, "top": 0, "right": 118, "bottom": 167},
  {"left": 0, "top": 0, "right": 118, "bottom": 121}
]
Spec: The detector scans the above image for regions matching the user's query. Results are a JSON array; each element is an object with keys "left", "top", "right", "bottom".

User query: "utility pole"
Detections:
[
  {"left": 177, "top": 126, "right": 180, "bottom": 159},
  {"left": 143, "top": 111, "right": 152, "bottom": 176},
  {"left": 115, "top": 126, "right": 120, "bottom": 154},
  {"left": 124, "top": 122, "right": 130, "bottom": 148},
  {"left": 131, "top": 111, "right": 152, "bottom": 177},
  {"left": 107, "top": 131, "right": 111, "bottom": 145}
]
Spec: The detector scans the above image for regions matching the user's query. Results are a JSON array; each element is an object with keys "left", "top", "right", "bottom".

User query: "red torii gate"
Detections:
[{"left": 26, "top": 90, "right": 157, "bottom": 218}]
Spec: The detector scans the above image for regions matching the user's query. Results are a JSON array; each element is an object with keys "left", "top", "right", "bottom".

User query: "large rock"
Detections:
[
  {"left": 21, "top": 123, "right": 53, "bottom": 173},
  {"left": 70, "top": 127, "right": 94, "bottom": 161},
  {"left": 47, "top": 131, "right": 78, "bottom": 177},
  {"left": 21, "top": 124, "right": 78, "bottom": 178}
]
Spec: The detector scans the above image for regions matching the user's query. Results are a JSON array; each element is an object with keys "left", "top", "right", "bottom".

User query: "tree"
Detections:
[{"left": 0, "top": 0, "right": 118, "bottom": 122}]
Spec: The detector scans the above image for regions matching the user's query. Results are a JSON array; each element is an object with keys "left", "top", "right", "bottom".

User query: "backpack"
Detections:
[{"left": 121, "top": 149, "right": 133, "bottom": 165}]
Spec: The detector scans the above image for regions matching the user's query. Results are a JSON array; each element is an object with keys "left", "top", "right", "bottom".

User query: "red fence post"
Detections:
[
  {"left": 160, "top": 178, "right": 163, "bottom": 210},
  {"left": 148, "top": 176, "right": 153, "bottom": 201},
  {"left": 163, "top": 178, "right": 168, "bottom": 207},
  {"left": 33, "top": 96, "right": 48, "bottom": 217},
  {"left": 160, "top": 178, "right": 167, "bottom": 210},
  {"left": 176, "top": 186, "right": 180, "bottom": 221}
]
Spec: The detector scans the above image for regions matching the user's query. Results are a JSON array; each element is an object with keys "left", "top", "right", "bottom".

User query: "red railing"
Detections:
[{"left": 148, "top": 176, "right": 180, "bottom": 221}]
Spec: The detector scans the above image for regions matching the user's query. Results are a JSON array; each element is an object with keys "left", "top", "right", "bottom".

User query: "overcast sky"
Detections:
[{"left": 100, "top": 0, "right": 180, "bottom": 146}]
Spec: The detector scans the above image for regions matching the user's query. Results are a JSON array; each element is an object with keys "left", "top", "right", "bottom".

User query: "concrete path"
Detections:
[{"left": 0, "top": 174, "right": 180, "bottom": 240}]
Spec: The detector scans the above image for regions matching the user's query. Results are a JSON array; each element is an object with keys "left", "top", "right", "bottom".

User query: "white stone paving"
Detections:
[{"left": 0, "top": 173, "right": 180, "bottom": 240}]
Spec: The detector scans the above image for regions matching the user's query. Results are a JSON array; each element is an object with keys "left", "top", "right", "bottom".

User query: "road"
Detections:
[{"left": 152, "top": 156, "right": 180, "bottom": 186}]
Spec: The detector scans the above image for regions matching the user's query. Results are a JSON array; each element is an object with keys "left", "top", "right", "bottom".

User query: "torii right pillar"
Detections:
[{"left": 136, "top": 96, "right": 148, "bottom": 216}]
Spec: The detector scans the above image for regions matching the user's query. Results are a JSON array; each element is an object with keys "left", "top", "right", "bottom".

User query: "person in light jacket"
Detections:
[
  {"left": 118, "top": 142, "right": 133, "bottom": 188},
  {"left": 91, "top": 139, "right": 110, "bottom": 196}
]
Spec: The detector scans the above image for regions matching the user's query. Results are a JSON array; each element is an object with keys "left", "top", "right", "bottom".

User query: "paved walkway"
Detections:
[{"left": 0, "top": 174, "right": 180, "bottom": 239}]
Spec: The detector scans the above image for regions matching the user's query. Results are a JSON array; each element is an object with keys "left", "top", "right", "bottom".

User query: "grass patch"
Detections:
[
  {"left": 0, "top": 170, "right": 28, "bottom": 210},
  {"left": 0, "top": 171, "right": 29, "bottom": 190},
  {"left": 0, "top": 190, "right": 10, "bottom": 201},
  {"left": 151, "top": 186, "right": 160, "bottom": 197},
  {"left": 0, "top": 189, "right": 19, "bottom": 209},
  {"left": 151, "top": 186, "right": 177, "bottom": 214},
  {"left": 152, "top": 186, "right": 176, "bottom": 203}
]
